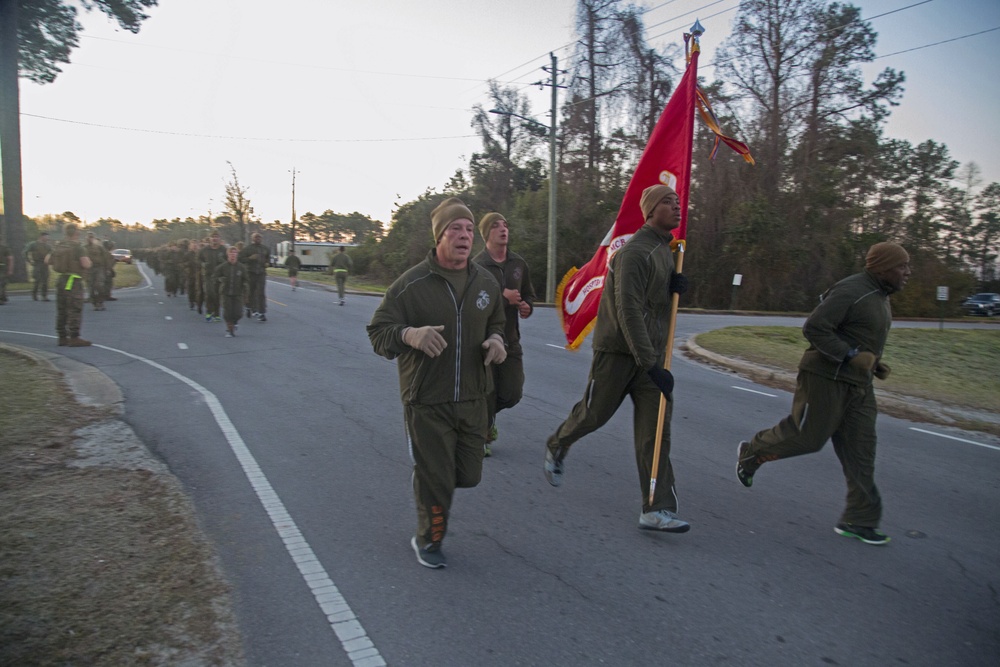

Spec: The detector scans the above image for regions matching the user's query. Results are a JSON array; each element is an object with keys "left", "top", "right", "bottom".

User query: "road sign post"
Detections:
[{"left": 937, "top": 285, "right": 949, "bottom": 330}]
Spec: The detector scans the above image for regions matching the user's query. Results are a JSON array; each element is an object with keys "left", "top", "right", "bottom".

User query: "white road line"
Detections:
[
  {"left": 177, "top": 343, "right": 188, "bottom": 350},
  {"left": 733, "top": 386, "right": 777, "bottom": 397},
  {"left": 909, "top": 427, "right": 1000, "bottom": 451},
  {"left": 0, "top": 330, "right": 386, "bottom": 667},
  {"left": 134, "top": 261, "right": 154, "bottom": 289}
]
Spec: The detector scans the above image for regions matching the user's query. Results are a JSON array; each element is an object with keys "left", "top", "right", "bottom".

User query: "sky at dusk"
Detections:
[{"left": 16, "top": 0, "right": 1000, "bottom": 228}]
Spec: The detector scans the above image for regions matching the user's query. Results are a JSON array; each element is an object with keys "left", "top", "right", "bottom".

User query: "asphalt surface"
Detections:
[{"left": 2, "top": 265, "right": 998, "bottom": 667}]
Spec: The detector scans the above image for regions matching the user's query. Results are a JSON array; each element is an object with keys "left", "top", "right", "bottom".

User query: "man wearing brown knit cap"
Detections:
[
  {"left": 472, "top": 212, "right": 537, "bottom": 456},
  {"left": 737, "top": 241, "right": 911, "bottom": 546},
  {"left": 368, "top": 197, "right": 507, "bottom": 569},
  {"left": 544, "top": 184, "right": 692, "bottom": 533}
]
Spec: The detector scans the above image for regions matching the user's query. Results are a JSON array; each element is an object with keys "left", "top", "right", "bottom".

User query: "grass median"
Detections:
[
  {"left": 265, "top": 267, "right": 386, "bottom": 293},
  {"left": 7, "top": 261, "right": 144, "bottom": 294},
  {"left": 694, "top": 326, "right": 1000, "bottom": 416},
  {"left": 0, "top": 348, "right": 243, "bottom": 666}
]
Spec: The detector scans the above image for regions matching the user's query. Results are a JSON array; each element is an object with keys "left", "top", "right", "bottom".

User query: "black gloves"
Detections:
[
  {"left": 669, "top": 272, "right": 688, "bottom": 295},
  {"left": 647, "top": 366, "right": 675, "bottom": 398}
]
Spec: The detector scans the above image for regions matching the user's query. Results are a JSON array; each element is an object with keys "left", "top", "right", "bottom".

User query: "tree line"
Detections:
[
  {"left": 366, "top": 0, "right": 999, "bottom": 317},
  {"left": 8, "top": 0, "right": 998, "bottom": 317}
]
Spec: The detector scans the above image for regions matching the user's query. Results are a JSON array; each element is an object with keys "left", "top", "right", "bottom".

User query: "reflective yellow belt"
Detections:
[
  {"left": 333, "top": 268, "right": 348, "bottom": 273},
  {"left": 64, "top": 273, "right": 83, "bottom": 290}
]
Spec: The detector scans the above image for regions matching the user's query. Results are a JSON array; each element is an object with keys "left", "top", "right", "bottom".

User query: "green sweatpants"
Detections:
[
  {"left": 405, "top": 399, "right": 487, "bottom": 548},
  {"left": 487, "top": 346, "right": 524, "bottom": 429},
  {"left": 32, "top": 263, "right": 50, "bottom": 299},
  {"left": 334, "top": 272, "right": 347, "bottom": 300},
  {"left": 546, "top": 351, "right": 678, "bottom": 514},
  {"left": 747, "top": 370, "right": 883, "bottom": 527}
]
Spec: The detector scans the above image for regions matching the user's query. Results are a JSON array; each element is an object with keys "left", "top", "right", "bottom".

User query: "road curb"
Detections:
[
  {"left": 0, "top": 342, "right": 124, "bottom": 415},
  {"left": 683, "top": 335, "right": 1000, "bottom": 436}
]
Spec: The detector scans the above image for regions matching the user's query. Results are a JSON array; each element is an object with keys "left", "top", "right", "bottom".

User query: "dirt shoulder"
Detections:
[
  {"left": 0, "top": 344, "right": 244, "bottom": 666},
  {"left": 684, "top": 336, "right": 1000, "bottom": 437}
]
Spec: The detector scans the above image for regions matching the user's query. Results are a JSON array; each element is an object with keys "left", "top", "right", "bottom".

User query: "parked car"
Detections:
[
  {"left": 961, "top": 292, "right": 1000, "bottom": 316},
  {"left": 111, "top": 248, "right": 132, "bottom": 264}
]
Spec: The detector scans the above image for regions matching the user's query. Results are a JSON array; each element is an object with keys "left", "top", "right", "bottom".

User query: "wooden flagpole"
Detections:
[
  {"left": 647, "top": 20, "right": 701, "bottom": 507},
  {"left": 648, "top": 241, "right": 683, "bottom": 506}
]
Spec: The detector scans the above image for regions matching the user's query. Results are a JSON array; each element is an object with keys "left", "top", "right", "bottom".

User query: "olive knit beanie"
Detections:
[
  {"left": 431, "top": 197, "right": 475, "bottom": 241},
  {"left": 639, "top": 184, "right": 677, "bottom": 220},
  {"left": 478, "top": 212, "right": 506, "bottom": 241},
  {"left": 865, "top": 242, "right": 909, "bottom": 274}
]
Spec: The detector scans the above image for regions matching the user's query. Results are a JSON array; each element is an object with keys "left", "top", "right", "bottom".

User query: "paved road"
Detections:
[{"left": 2, "top": 265, "right": 998, "bottom": 667}]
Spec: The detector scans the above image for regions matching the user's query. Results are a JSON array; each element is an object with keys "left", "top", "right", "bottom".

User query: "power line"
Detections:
[
  {"left": 80, "top": 34, "right": 510, "bottom": 84},
  {"left": 20, "top": 113, "right": 477, "bottom": 143},
  {"left": 874, "top": 25, "right": 1000, "bottom": 60},
  {"left": 48, "top": 3, "right": 990, "bottom": 145},
  {"left": 702, "top": 0, "right": 936, "bottom": 70}
]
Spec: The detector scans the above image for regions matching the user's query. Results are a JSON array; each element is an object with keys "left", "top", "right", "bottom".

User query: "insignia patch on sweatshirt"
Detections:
[{"left": 476, "top": 290, "right": 490, "bottom": 310}]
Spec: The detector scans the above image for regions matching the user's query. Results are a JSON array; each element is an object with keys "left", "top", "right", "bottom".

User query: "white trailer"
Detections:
[{"left": 274, "top": 241, "right": 356, "bottom": 271}]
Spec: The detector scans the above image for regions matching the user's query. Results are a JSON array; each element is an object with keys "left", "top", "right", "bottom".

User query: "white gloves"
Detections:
[
  {"left": 402, "top": 325, "right": 447, "bottom": 357},
  {"left": 482, "top": 335, "right": 507, "bottom": 366}
]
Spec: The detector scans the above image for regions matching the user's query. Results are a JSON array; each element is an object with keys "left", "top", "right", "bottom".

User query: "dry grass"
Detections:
[{"left": 0, "top": 350, "right": 244, "bottom": 666}]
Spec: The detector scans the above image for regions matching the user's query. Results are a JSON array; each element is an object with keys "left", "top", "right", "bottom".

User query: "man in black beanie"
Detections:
[{"left": 736, "top": 241, "right": 911, "bottom": 545}]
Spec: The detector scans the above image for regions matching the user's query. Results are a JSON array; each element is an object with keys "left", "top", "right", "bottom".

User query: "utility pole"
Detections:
[
  {"left": 539, "top": 52, "right": 566, "bottom": 304},
  {"left": 290, "top": 167, "right": 297, "bottom": 252},
  {"left": 490, "top": 55, "right": 564, "bottom": 303}
]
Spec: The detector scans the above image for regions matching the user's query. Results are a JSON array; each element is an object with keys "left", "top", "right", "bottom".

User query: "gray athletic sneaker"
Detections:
[
  {"left": 544, "top": 446, "right": 566, "bottom": 487},
  {"left": 638, "top": 509, "right": 691, "bottom": 533},
  {"left": 411, "top": 537, "right": 447, "bottom": 569},
  {"left": 736, "top": 440, "right": 757, "bottom": 487}
]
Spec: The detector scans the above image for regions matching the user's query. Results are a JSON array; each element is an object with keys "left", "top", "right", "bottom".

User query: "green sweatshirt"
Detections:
[
  {"left": 472, "top": 248, "right": 536, "bottom": 349},
  {"left": 199, "top": 245, "right": 228, "bottom": 276},
  {"left": 592, "top": 223, "right": 677, "bottom": 371},
  {"left": 798, "top": 270, "right": 893, "bottom": 385},
  {"left": 213, "top": 261, "right": 249, "bottom": 298},
  {"left": 368, "top": 249, "right": 506, "bottom": 406},
  {"left": 239, "top": 242, "right": 270, "bottom": 275}
]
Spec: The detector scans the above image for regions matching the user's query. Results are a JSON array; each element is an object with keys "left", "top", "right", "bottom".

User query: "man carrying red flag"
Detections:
[{"left": 544, "top": 184, "right": 690, "bottom": 533}]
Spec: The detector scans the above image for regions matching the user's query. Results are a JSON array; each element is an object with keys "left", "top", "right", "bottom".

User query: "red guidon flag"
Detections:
[{"left": 557, "top": 48, "right": 700, "bottom": 349}]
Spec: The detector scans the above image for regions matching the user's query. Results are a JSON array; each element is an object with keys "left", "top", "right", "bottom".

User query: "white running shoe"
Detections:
[{"left": 638, "top": 509, "right": 690, "bottom": 533}]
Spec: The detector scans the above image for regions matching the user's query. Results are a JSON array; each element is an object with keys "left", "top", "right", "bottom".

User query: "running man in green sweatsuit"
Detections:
[
  {"left": 737, "top": 242, "right": 912, "bottom": 546},
  {"left": 368, "top": 197, "right": 506, "bottom": 569}
]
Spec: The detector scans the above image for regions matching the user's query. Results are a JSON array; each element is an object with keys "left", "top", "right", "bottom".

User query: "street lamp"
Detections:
[{"left": 489, "top": 107, "right": 558, "bottom": 304}]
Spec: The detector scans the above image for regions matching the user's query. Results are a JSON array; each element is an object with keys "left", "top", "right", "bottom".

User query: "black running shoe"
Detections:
[
  {"left": 411, "top": 537, "right": 446, "bottom": 568},
  {"left": 835, "top": 523, "right": 890, "bottom": 545},
  {"left": 736, "top": 440, "right": 757, "bottom": 488}
]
